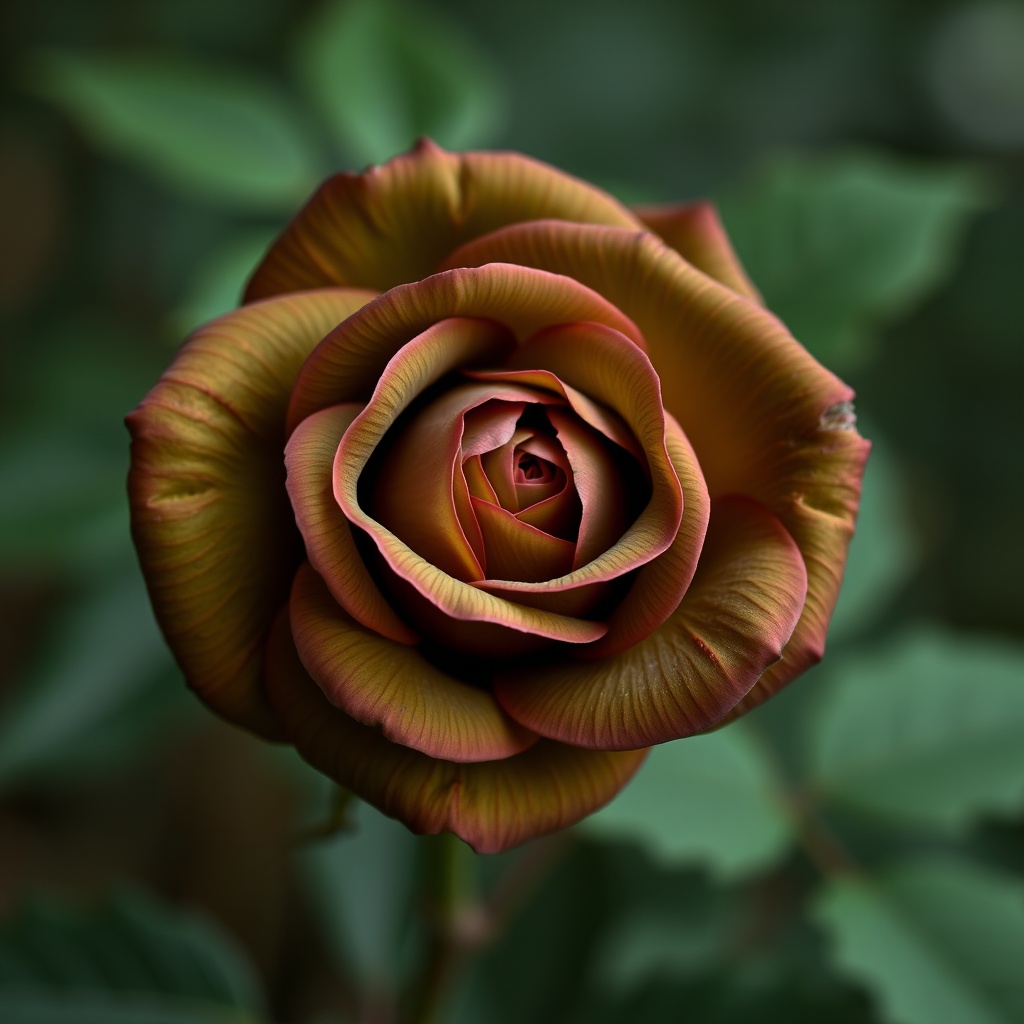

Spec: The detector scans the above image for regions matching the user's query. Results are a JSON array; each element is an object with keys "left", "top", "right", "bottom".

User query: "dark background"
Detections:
[{"left": 1, "top": 2, "right": 1023, "bottom": 1022}]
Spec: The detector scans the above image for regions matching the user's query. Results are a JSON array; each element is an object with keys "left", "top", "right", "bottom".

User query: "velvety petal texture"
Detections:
[
  {"left": 128, "top": 139, "right": 868, "bottom": 852},
  {"left": 127, "top": 289, "right": 374, "bottom": 736},
  {"left": 264, "top": 608, "right": 648, "bottom": 853}
]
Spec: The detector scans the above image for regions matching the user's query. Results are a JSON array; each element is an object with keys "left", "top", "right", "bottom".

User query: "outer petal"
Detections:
[
  {"left": 634, "top": 201, "right": 761, "bottom": 303},
  {"left": 264, "top": 607, "right": 648, "bottom": 853},
  {"left": 245, "top": 138, "right": 642, "bottom": 300},
  {"left": 289, "top": 563, "right": 534, "bottom": 762},
  {"left": 442, "top": 221, "right": 868, "bottom": 701},
  {"left": 284, "top": 403, "right": 418, "bottom": 644},
  {"left": 286, "top": 262, "right": 643, "bottom": 432},
  {"left": 126, "top": 288, "right": 374, "bottom": 737},
  {"left": 493, "top": 496, "right": 808, "bottom": 750},
  {"left": 719, "top": 424, "right": 869, "bottom": 719}
]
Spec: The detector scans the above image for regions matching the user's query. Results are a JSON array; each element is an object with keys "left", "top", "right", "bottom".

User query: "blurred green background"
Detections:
[{"left": 2, "top": 1, "right": 1024, "bottom": 1022}]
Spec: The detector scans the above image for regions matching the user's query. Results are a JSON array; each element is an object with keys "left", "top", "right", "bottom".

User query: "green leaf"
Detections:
[
  {"left": 0, "top": 889, "right": 265, "bottom": 1023},
  {"left": 0, "top": 567, "right": 188, "bottom": 787},
  {"left": 25, "top": 52, "right": 322, "bottom": 209},
  {"left": 292, "top": 0, "right": 506, "bottom": 165},
  {"left": 298, "top": 797, "right": 418, "bottom": 990},
  {"left": 718, "top": 152, "right": 990, "bottom": 368},
  {"left": 808, "top": 628, "right": 1024, "bottom": 831},
  {"left": 813, "top": 859, "right": 1024, "bottom": 1024},
  {"left": 0, "top": 435, "right": 127, "bottom": 570},
  {"left": 170, "top": 229, "right": 278, "bottom": 337},
  {"left": 827, "top": 429, "right": 920, "bottom": 643},
  {"left": 584, "top": 723, "right": 795, "bottom": 881},
  {"left": 588, "top": 847, "right": 738, "bottom": 994}
]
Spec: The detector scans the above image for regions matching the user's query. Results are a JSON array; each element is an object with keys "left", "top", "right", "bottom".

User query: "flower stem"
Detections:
[{"left": 404, "top": 831, "right": 486, "bottom": 1024}]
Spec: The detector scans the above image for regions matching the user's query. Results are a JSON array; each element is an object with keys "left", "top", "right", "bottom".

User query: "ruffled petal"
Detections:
[
  {"left": 581, "top": 413, "right": 710, "bottom": 658},
  {"left": 284, "top": 403, "right": 418, "bottom": 644},
  {"left": 493, "top": 496, "right": 808, "bottom": 750},
  {"left": 441, "top": 220, "right": 868, "bottom": 700},
  {"left": 245, "top": 138, "right": 641, "bottom": 300},
  {"left": 286, "top": 263, "right": 643, "bottom": 432},
  {"left": 352, "top": 381, "right": 560, "bottom": 581},
  {"left": 634, "top": 201, "right": 761, "bottom": 303},
  {"left": 471, "top": 323, "right": 683, "bottom": 626},
  {"left": 718, "top": 425, "right": 870, "bottom": 720},
  {"left": 289, "top": 563, "right": 534, "bottom": 762},
  {"left": 472, "top": 499, "right": 576, "bottom": 583},
  {"left": 545, "top": 408, "right": 628, "bottom": 569},
  {"left": 126, "top": 288, "right": 373, "bottom": 737},
  {"left": 264, "top": 607, "right": 648, "bottom": 853}
]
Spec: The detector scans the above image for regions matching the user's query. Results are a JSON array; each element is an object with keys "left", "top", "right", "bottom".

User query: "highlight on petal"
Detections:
[
  {"left": 289, "top": 563, "right": 535, "bottom": 762},
  {"left": 264, "top": 607, "right": 648, "bottom": 853},
  {"left": 441, "top": 219, "right": 868, "bottom": 699},
  {"left": 634, "top": 201, "right": 761, "bottom": 303},
  {"left": 286, "top": 262, "right": 644, "bottom": 432},
  {"left": 494, "top": 496, "right": 808, "bottom": 750},
  {"left": 245, "top": 137, "right": 642, "bottom": 300},
  {"left": 284, "top": 403, "right": 418, "bottom": 644},
  {"left": 127, "top": 288, "right": 373, "bottom": 737}
]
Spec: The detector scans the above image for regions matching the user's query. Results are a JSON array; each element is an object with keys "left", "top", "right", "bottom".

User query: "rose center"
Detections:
[{"left": 514, "top": 450, "right": 558, "bottom": 485}]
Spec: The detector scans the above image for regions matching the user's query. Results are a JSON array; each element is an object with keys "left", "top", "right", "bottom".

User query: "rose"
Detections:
[{"left": 127, "top": 139, "right": 868, "bottom": 853}]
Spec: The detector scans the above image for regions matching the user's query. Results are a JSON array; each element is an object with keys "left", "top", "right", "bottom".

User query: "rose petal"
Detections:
[
  {"left": 245, "top": 138, "right": 641, "bottom": 301},
  {"left": 264, "top": 606, "right": 648, "bottom": 853},
  {"left": 441, "top": 220, "right": 868, "bottom": 701},
  {"left": 579, "top": 412, "right": 710, "bottom": 658},
  {"left": 285, "top": 403, "right": 418, "bottom": 644},
  {"left": 479, "top": 426, "right": 531, "bottom": 512},
  {"left": 634, "top": 201, "right": 761, "bottom": 303},
  {"left": 471, "top": 323, "right": 684, "bottom": 625},
  {"left": 545, "top": 408, "right": 628, "bottom": 569},
  {"left": 472, "top": 499, "right": 576, "bottom": 583},
  {"left": 127, "top": 288, "right": 374, "bottom": 737},
  {"left": 361, "top": 383, "right": 560, "bottom": 580},
  {"left": 493, "top": 496, "right": 808, "bottom": 749},
  {"left": 289, "top": 562, "right": 534, "bottom": 762},
  {"left": 332, "top": 340, "right": 610, "bottom": 644},
  {"left": 286, "top": 263, "right": 644, "bottom": 433},
  {"left": 718, "top": 428, "right": 870, "bottom": 721}
]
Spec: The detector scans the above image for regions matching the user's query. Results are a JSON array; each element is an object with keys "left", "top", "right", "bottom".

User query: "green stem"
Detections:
[{"left": 404, "top": 832, "right": 484, "bottom": 1024}]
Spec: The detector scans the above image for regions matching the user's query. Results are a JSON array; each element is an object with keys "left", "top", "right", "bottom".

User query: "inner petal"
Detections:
[{"left": 513, "top": 433, "right": 570, "bottom": 510}]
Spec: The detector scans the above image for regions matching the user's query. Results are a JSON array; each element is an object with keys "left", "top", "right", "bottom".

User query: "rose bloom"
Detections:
[{"left": 128, "top": 140, "right": 868, "bottom": 853}]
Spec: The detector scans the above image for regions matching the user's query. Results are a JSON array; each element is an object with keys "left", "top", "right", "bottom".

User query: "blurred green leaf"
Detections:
[
  {"left": 827, "top": 431, "right": 919, "bottom": 643},
  {"left": 298, "top": 798, "right": 418, "bottom": 991},
  {"left": 170, "top": 228, "right": 277, "bottom": 337},
  {"left": 0, "top": 436, "right": 127, "bottom": 570},
  {"left": 0, "top": 889, "right": 266, "bottom": 1023},
  {"left": 588, "top": 847, "right": 738, "bottom": 993},
  {"left": 813, "top": 859, "right": 1024, "bottom": 1024},
  {"left": 25, "top": 52, "right": 323, "bottom": 209},
  {"left": 584, "top": 723, "right": 795, "bottom": 881},
  {"left": 292, "top": 0, "right": 505, "bottom": 165},
  {"left": 0, "top": 567, "right": 187, "bottom": 787},
  {"left": 808, "top": 628, "right": 1024, "bottom": 831},
  {"left": 718, "top": 152, "right": 990, "bottom": 368}
]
